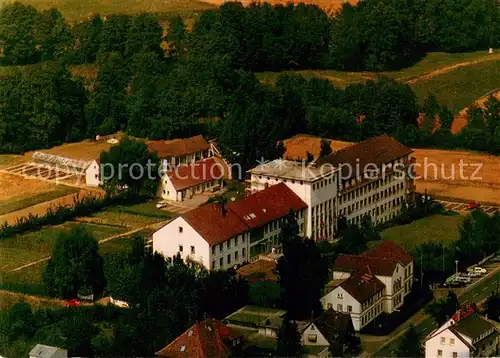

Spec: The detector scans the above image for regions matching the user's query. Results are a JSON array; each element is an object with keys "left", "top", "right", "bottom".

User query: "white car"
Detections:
[
  {"left": 466, "top": 271, "right": 481, "bottom": 278},
  {"left": 467, "top": 266, "right": 487, "bottom": 275},
  {"left": 156, "top": 201, "right": 168, "bottom": 209}
]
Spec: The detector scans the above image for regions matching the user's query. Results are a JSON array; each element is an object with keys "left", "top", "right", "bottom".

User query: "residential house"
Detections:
[
  {"left": 85, "top": 159, "right": 100, "bottom": 187},
  {"left": 155, "top": 318, "right": 243, "bottom": 357},
  {"left": 322, "top": 241, "right": 414, "bottom": 331},
  {"left": 298, "top": 309, "right": 356, "bottom": 358},
  {"left": 152, "top": 183, "right": 307, "bottom": 270},
  {"left": 159, "top": 157, "right": 229, "bottom": 201},
  {"left": 148, "top": 135, "right": 211, "bottom": 169},
  {"left": 247, "top": 135, "right": 415, "bottom": 240},
  {"left": 29, "top": 344, "right": 68, "bottom": 358},
  {"left": 424, "top": 305, "right": 499, "bottom": 358}
]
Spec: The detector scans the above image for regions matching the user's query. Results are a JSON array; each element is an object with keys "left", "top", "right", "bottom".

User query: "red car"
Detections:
[
  {"left": 65, "top": 298, "right": 81, "bottom": 307},
  {"left": 467, "top": 201, "right": 481, "bottom": 210}
]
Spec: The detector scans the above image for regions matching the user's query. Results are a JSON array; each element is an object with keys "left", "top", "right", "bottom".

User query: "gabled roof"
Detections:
[
  {"left": 308, "top": 308, "right": 353, "bottom": 342},
  {"left": 148, "top": 135, "right": 210, "bottom": 159},
  {"left": 167, "top": 158, "right": 228, "bottom": 191},
  {"left": 316, "top": 135, "right": 413, "bottom": 180},
  {"left": 155, "top": 318, "right": 241, "bottom": 358},
  {"left": 339, "top": 266, "right": 385, "bottom": 304},
  {"left": 230, "top": 183, "right": 307, "bottom": 230},
  {"left": 453, "top": 312, "right": 496, "bottom": 341},
  {"left": 182, "top": 203, "right": 249, "bottom": 246},
  {"left": 361, "top": 240, "right": 413, "bottom": 265},
  {"left": 180, "top": 183, "right": 306, "bottom": 246},
  {"left": 334, "top": 254, "right": 399, "bottom": 277}
]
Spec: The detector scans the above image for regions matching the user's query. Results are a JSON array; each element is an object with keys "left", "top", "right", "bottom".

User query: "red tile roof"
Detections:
[
  {"left": 148, "top": 135, "right": 210, "bottom": 159},
  {"left": 316, "top": 135, "right": 413, "bottom": 180},
  {"left": 167, "top": 158, "right": 228, "bottom": 191},
  {"left": 340, "top": 266, "right": 385, "bottom": 303},
  {"left": 334, "top": 254, "right": 399, "bottom": 277},
  {"left": 229, "top": 183, "right": 307, "bottom": 230},
  {"left": 181, "top": 183, "right": 307, "bottom": 246},
  {"left": 334, "top": 241, "right": 413, "bottom": 277},
  {"left": 155, "top": 318, "right": 241, "bottom": 358},
  {"left": 182, "top": 203, "right": 249, "bottom": 246},
  {"left": 361, "top": 240, "right": 413, "bottom": 265}
]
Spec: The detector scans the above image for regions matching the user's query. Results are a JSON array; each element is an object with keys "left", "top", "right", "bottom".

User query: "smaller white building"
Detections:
[
  {"left": 153, "top": 183, "right": 307, "bottom": 270},
  {"left": 322, "top": 240, "right": 414, "bottom": 331},
  {"left": 424, "top": 306, "right": 499, "bottom": 358},
  {"left": 85, "top": 159, "right": 101, "bottom": 187}
]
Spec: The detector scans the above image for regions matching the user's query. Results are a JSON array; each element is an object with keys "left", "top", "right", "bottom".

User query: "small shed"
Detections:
[{"left": 29, "top": 344, "right": 68, "bottom": 358}]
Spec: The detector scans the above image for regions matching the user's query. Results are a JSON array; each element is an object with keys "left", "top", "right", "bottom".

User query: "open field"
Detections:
[
  {"left": 0, "top": 172, "right": 61, "bottom": 202},
  {"left": 451, "top": 89, "right": 500, "bottom": 134},
  {"left": 380, "top": 214, "right": 464, "bottom": 250},
  {"left": 0, "top": 185, "right": 77, "bottom": 216},
  {"left": 413, "top": 148, "right": 500, "bottom": 205},
  {"left": 411, "top": 59, "right": 500, "bottom": 113},
  {"left": 9, "top": 0, "right": 216, "bottom": 22}
]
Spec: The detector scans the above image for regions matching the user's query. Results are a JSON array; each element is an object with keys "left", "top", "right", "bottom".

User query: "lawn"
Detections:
[
  {"left": 0, "top": 185, "right": 77, "bottom": 216},
  {"left": 108, "top": 200, "right": 172, "bottom": 219},
  {"left": 410, "top": 59, "right": 500, "bottom": 112},
  {"left": 80, "top": 210, "right": 164, "bottom": 229},
  {"left": 380, "top": 214, "right": 465, "bottom": 251},
  {"left": 11, "top": 0, "right": 216, "bottom": 22},
  {"left": 0, "top": 222, "right": 127, "bottom": 272}
]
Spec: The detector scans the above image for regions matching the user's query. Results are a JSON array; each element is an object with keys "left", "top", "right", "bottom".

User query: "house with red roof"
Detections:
[
  {"left": 423, "top": 304, "right": 499, "bottom": 358},
  {"left": 152, "top": 183, "right": 307, "bottom": 270},
  {"left": 321, "top": 241, "right": 414, "bottom": 331},
  {"left": 155, "top": 318, "right": 243, "bottom": 358},
  {"left": 147, "top": 135, "right": 231, "bottom": 202}
]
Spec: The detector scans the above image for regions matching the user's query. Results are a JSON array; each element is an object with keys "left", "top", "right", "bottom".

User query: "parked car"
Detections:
[
  {"left": 66, "top": 298, "right": 81, "bottom": 307},
  {"left": 455, "top": 275, "right": 472, "bottom": 284},
  {"left": 466, "top": 271, "right": 482, "bottom": 278},
  {"left": 156, "top": 201, "right": 168, "bottom": 209},
  {"left": 467, "top": 201, "right": 481, "bottom": 210},
  {"left": 467, "top": 266, "right": 487, "bottom": 275},
  {"left": 443, "top": 281, "right": 466, "bottom": 288}
]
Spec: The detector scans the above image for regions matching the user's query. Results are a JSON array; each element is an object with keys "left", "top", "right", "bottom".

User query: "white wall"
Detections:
[
  {"left": 158, "top": 175, "right": 178, "bottom": 201},
  {"left": 321, "top": 286, "right": 362, "bottom": 331},
  {"left": 425, "top": 329, "right": 470, "bottom": 358},
  {"left": 153, "top": 217, "right": 210, "bottom": 268},
  {"left": 301, "top": 322, "right": 330, "bottom": 347},
  {"left": 85, "top": 160, "right": 101, "bottom": 187},
  {"left": 210, "top": 232, "right": 250, "bottom": 270}
]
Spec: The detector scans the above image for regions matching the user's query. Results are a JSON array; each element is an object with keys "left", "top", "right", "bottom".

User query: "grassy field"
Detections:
[
  {"left": 108, "top": 200, "right": 173, "bottom": 218},
  {"left": 6, "top": 0, "right": 216, "bottom": 22},
  {"left": 411, "top": 59, "right": 500, "bottom": 112},
  {"left": 256, "top": 50, "right": 500, "bottom": 111},
  {"left": 0, "top": 185, "right": 77, "bottom": 216},
  {"left": 380, "top": 214, "right": 465, "bottom": 250}
]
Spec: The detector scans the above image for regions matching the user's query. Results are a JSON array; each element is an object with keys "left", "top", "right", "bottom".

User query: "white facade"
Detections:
[
  {"left": 425, "top": 329, "right": 471, "bottom": 358},
  {"left": 321, "top": 286, "right": 384, "bottom": 331},
  {"left": 85, "top": 160, "right": 101, "bottom": 187},
  {"left": 248, "top": 155, "right": 414, "bottom": 240},
  {"left": 153, "top": 210, "right": 306, "bottom": 271},
  {"left": 157, "top": 175, "right": 221, "bottom": 202},
  {"left": 301, "top": 322, "right": 330, "bottom": 357},
  {"left": 153, "top": 217, "right": 211, "bottom": 267}
]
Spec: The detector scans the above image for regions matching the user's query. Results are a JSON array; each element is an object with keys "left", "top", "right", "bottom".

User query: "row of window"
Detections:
[
  {"left": 341, "top": 195, "right": 404, "bottom": 222},
  {"left": 440, "top": 337, "right": 456, "bottom": 346},
  {"left": 327, "top": 303, "right": 353, "bottom": 313},
  {"left": 312, "top": 177, "right": 335, "bottom": 191},
  {"left": 361, "top": 302, "right": 383, "bottom": 327},
  {"left": 437, "top": 350, "right": 458, "bottom": 358},
  {"left": 179, "top": 245, "right": 195, "bottom": 254},
  {"left": 211, "top": 235, "right": 245, "bottom": 255},
  {"left": 393, "top": 293, "right": 402, "bottom": 307},
  {"left": 211, "top": 247, "right": 246, "bottom": 269},
  {"left": 362, "top": 290, "right": 383, "bottom": 311}
]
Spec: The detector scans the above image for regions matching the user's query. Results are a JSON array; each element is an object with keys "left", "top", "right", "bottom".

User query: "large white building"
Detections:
[
  {"left": 424, "top": 305, "right": 499, "bottom": 358},
  {"left": 153, "top": 183, "right": 307, "bottom": 270},
  {"left": 247, "top": 135, "right": 415, "bottom": 240},
  {"left": 321, "top": 241, "right": 414, "bottom": 331}
]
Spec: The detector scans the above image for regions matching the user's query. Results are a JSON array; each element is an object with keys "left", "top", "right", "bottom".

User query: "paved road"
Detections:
[{"left": 369, "top": 261, "right": 500, "bottom": 357}]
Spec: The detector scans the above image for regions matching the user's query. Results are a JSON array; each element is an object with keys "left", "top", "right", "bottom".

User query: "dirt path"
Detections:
[
  {"left": 7, "top": 220, "right": 170, "bottom": 273},
  {"left": 406, "top": 53, "right": 500, "bottom": 85},
  {"left": 0, "top": 289, "right": 66, "bottom": 309},
  {"left": 451, "top": 89, "right": 500, "bottom": 134}
]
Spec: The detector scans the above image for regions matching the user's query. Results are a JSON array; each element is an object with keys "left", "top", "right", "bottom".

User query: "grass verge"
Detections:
[{"left": 380, "top": 214, "right": 464, "bottom": 250}]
